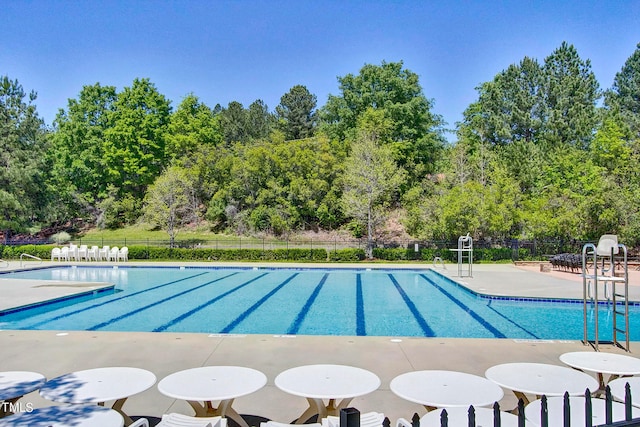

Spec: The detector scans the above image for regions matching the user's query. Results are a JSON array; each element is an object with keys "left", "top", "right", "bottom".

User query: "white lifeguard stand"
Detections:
[
  {"left": 451, "top": 234, "right": 473, "bottom": 277},
  {"left": 582, "top": 234, "right": 630, "bottom": 352}
]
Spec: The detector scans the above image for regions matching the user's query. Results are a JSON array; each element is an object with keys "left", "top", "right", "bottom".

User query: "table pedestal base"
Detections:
[
  {"left": 188, "top": 399, "right": 247, "bottom": 427},
  {"left": 99, "top": 398, "right": 132, "bottom": 426}
]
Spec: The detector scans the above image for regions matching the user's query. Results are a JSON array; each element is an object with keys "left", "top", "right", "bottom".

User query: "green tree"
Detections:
[
  {"left": 543, "top": 42, "right": 600, "bottom": 149},
  {"left": 462, "top": 57, "right": 545, "bottom": 147},
  {"left": 50, "top": 83, "right": 117, "bottom": 215},
  {"left": 103, "top": 78, "right": 171, "bottom": 197},
  {"left": 143, "top": 166, "right": 195, "bottom": 248},
  {"left": 0, "top": 76, "right": 49, "bottom": 233},
  {"left": 341, "top": 121, "right": 406, "bottom": 258},
  {"left": 320, "top": 61, "right": 445, "bottom": 184},
  {"left": 165, "top": 94, "right": 222, "bottom": 162},
  {"left": 276, "top": 85, "right": 317, "bottom": 140},
  {"left": 219, "top": 101, "right": 249, "bottom": 144},
  {"left": 246, "top": 100, "right": 274, "bottom": 141}
]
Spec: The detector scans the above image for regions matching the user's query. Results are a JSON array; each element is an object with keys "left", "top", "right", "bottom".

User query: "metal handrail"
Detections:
[{"left": 20, "top": 253, "right": 42, "bottom": 267}]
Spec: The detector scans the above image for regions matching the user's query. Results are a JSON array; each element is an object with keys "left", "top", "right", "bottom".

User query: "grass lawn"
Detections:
[{"left": 79, "top": 223, "right": 240, "bottom": 243}]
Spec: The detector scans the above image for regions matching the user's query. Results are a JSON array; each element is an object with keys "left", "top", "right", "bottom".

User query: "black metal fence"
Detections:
[
  {"left": 367, "top": 384, "right": 639, "bottom": 427},
  {"left": 2, "top": 236, "right": 600, "bottom": 261}
]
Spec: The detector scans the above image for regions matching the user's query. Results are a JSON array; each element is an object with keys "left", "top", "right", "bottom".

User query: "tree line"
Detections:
[{"left": 2, "top": 42, "right": 639, "bottom": 253}]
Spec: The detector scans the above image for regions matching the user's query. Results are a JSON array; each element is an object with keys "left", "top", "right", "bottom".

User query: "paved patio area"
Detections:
[{"left": 0, "top": 261, "right": 638, "bottom": 425}]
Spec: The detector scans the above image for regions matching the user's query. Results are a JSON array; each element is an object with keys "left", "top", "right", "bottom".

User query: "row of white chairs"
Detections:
[{"left": 51, "top": 245, "right": 128, "bottom": 262}]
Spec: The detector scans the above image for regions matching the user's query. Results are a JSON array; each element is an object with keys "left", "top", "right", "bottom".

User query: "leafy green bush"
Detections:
[
  {"left": 0, "top": 244, "right": 58, "bottom": 260},
  {"left": 328, "top": 248, "right": 366, "bottom": 261}
]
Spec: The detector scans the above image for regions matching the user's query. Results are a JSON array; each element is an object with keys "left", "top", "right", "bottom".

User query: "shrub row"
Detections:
[
  {"left": 1, "top": 244, "right": 527, "bottom": 263},
  {"left": 373, "top": 247, "right": 529, "bottom": 262}
]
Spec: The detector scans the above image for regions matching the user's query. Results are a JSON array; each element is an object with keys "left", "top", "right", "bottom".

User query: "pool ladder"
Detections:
[{"left": 582, "top": 242, "right": 630, "bottom": 352}]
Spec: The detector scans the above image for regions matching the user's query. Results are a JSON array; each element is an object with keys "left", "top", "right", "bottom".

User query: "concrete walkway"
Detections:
[{"left": 0, "top": 261, "right": 638, "bottom": 426}]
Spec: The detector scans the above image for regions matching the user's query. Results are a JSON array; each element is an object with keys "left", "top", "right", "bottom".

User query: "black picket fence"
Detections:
[{"left": 358, "top": 384, "right": 639, "bottom": 427}]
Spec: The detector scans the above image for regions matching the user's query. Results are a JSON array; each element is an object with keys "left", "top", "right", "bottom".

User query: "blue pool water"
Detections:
[{"left": 0, "top": 266, "right": 637, "bottom": 340}]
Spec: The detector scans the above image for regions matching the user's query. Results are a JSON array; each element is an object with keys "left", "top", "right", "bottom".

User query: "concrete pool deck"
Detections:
[{"left": 0, "top": 261, "right": 639, "bottom": 426}]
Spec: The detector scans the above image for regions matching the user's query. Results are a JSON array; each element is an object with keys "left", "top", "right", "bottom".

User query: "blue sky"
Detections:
[{"left": 2, "top": 1, "right": 639, "bottom": 139}]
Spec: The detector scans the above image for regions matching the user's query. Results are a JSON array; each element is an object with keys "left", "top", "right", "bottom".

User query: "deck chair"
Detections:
[
  {"left": 51, "top": 247, "right": 62, "bottom": 261},
  {"left": 108, "top": 246, "right": 119, "bottom": 261},
  {"left": 117, "top": 246, "right": 129, "bottom": 262},
  {"left": 60, "top": 246, "right": 70, "bottom": 261},
  {"left": 87, "top": 245, "right": 99, "bottom": 261},
  {"left": 130, "top": 413, "right": 226, "bottom": 427},
  {"left": 98, "top": 245, "right": 110, "bottom": 261},
  {"left": 77, "top": 245, "right": 88, "bottom": 261}
]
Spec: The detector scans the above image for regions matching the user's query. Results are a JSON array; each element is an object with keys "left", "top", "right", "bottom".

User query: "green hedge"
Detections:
[
  {"left": 1, "top": 244, "right": 528, "bottom": 263},
  {"left": 371, "top": 247, "right": 527, "bottom": 262},
  {"left": 0, "top": 244, "right": 56, "bottom": 260},
  {"left": 328, "top": 248, "right": 366, "bottom": 261}
]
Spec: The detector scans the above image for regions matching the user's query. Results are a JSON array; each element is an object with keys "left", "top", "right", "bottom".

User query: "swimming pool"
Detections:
[{"left": 0, "top": 266, "right": 637, "bottom": 340}]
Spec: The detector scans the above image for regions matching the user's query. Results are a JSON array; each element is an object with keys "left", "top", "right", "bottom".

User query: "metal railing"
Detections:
[{"left": 19, "top": 253, "right": 42, "bottom": 267}]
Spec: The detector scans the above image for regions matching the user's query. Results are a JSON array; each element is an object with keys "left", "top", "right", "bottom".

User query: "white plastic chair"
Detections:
[
  {"left": 98, "top": 246, "right": 110, "bottom": 261},
  {"left": 60, "top": 247, "right": 70, "bottom": 261},
  {"left": 87, "top": 246, "right": 99, "bottom": 261},
  {"left": 77, "top": 245, "right": 88, "bottom": 261},
  {"left": 51, "top": 247, "right": 62, "bottom": 261},
  {"left": 68, "top": 244, "right": 79, "bottom": 261},
  {"left": 108, "top": 246, "right": 119, "bottom": 262},
  {"left": 117, "top": 246, "right": 129, "bottom": 262},
  {"left": 130, "top": 413, "right": 226, "bottom": 427}
]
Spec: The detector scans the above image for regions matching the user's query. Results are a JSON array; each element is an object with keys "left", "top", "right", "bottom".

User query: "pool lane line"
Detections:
[
  {"left": 419, "top": 273, "right": 506, "bottom": 338},
  {"left": 388, "top": 274, "right": 436, "bottom": 337},
  {"left": 287, "top": 273, "right": 329, "bottom": 335},
  {"left": 153, "top": 272, "right": 270, "bottom": 332},
  {"left": 484, "top": 300, "right": 540, "bottom": 339},
  {"left": 87, "top": 272, "right": 240, "bottom": 331},
  {"left": 221, "top": 273, "right": 299, "bottom": 333},
  {"left": 356, "top": 273, "right": 366, "bottom": 336},
  {"left": 24, "top": 271, "right": 212, "bottom": 329}
]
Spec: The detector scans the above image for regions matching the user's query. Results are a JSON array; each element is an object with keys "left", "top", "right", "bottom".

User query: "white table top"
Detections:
[
  {"left": 525, "top": 396, "right": 640, "bottom": 427},
  {"left": 39, "top": 367, "right": 156, "bottom": 403},
  {"left": 158, "top": 366, "right": 267, "bottom": 401},
  {"left": 608, "top": 377, "right": 640, "bottom": 407},
  {"left": 275, "top": 364, "right": 380, "bottom": 400},
  {"left": 0, "top": 405, "right": 124, "bottom": 427},
  {"left": 485, "top": 363, "right": 599, "bottom": 397},
  {"left": 560, "top": 351, "right": 640, "bottom": 376},
  {"left": 0, "top": 371, "right": 46, "bottom": 401},
  {"left": 417, "top": 407, "right": 519, "bottom": 427},
  {"left": 390, "top": 370, "right": 504, "bottom": 408}
]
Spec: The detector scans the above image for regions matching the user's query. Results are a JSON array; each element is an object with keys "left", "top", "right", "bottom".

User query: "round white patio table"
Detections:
[
  {"left": 0, "top": 404, "right": 124, "bottom": 427},
  {"left": 560, "top": 351, "right": 640, "bottom": 391},
  {"left": 485, "top": 363, "right": 599, "bottom": 405},
  {"left": 525, "top": 395, "right": 640, "bottom": 427},
  {"left": 390, "top": 370, "right": 504, "bottom": 412},
  {"left": 399, "top": 406, "right": 520, "bottom": 427},
  {"left": 39, "top": 367, "right": 156, "bottom": 425},
  {"left": 158, "top": 366, "right": 267, "bottom": 427},
  {"left": 608, "top": 377, "right": 640, "bottom": 407},
  {"left": 275, "top": 364, "right": 381, "bottom": 424},
  {"left": 0, "top": 371, "right": 46, "bottom": 417}
]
